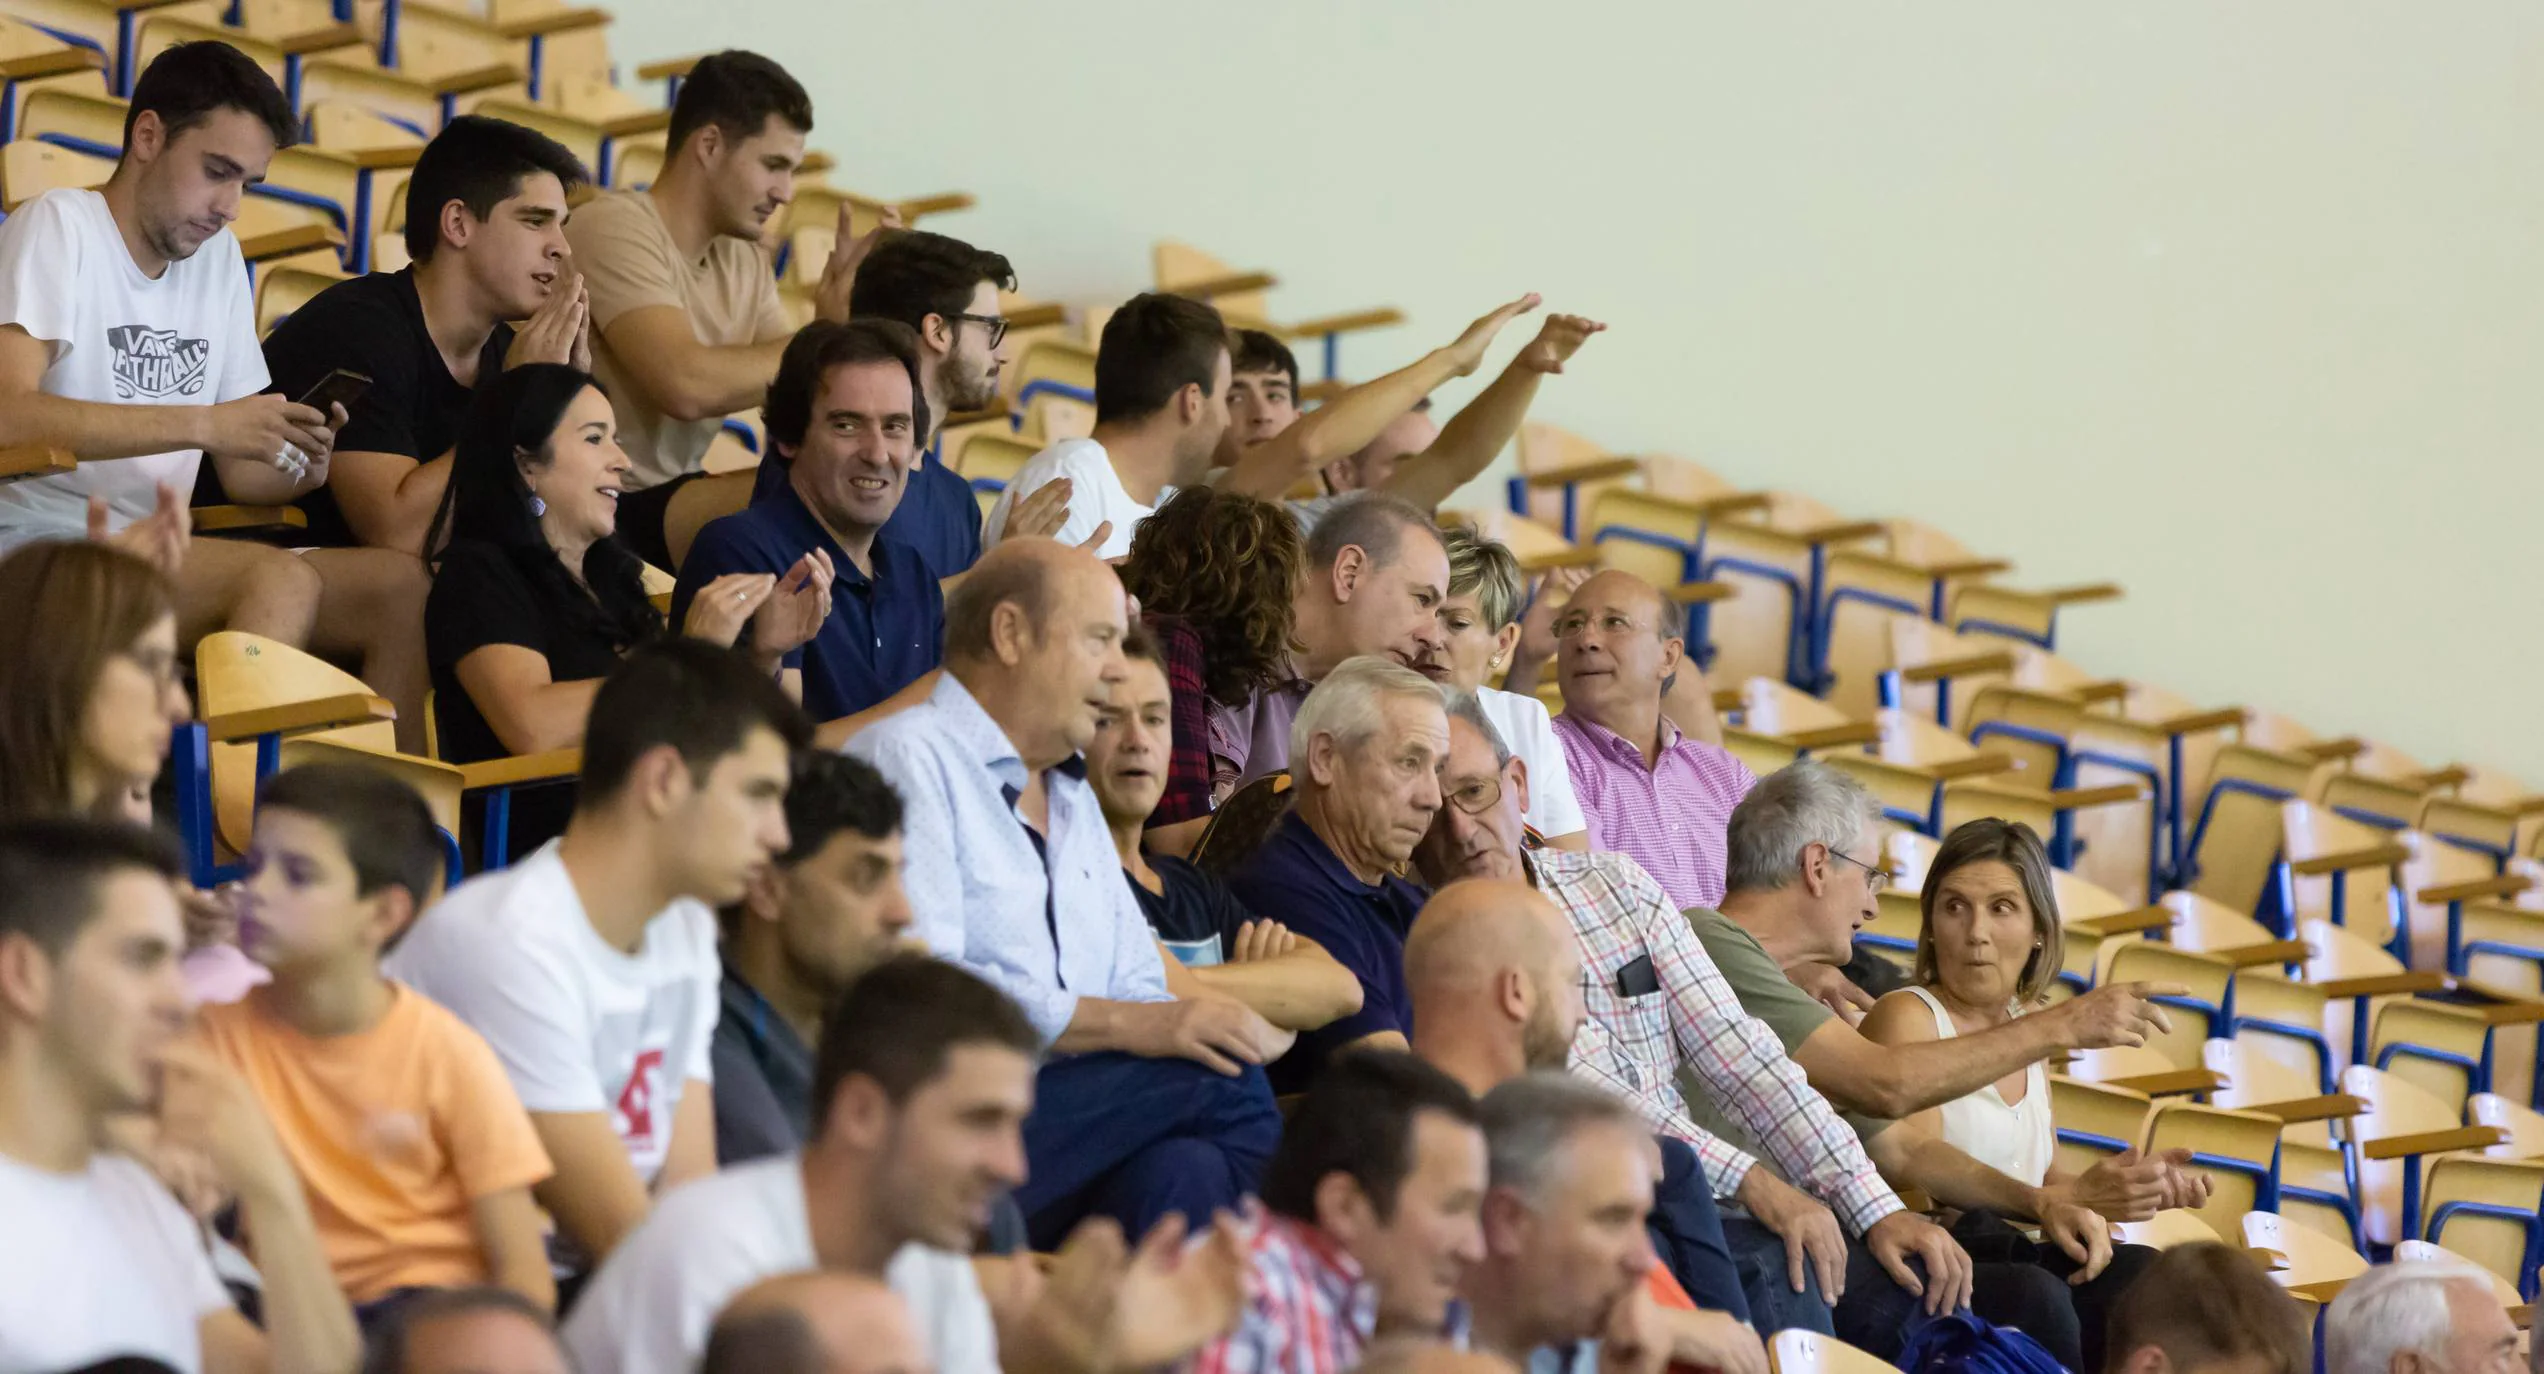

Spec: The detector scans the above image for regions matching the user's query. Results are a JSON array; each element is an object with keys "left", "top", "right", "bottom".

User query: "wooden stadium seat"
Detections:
[
  {"left": 945, "top": 424, "right": 1040, "bottom": 500},
  {"left": 2143, "top": 1099, "right": 2286, "bottom": 1241},
  {"left": 2243, "top": 1210, "right": 2368, "bottom": 1304},
  {"left": 1152, "top": 238, "right": 1402, "bottom": 380},
  {"left": 2391, "top": 1238, "right": 2530, "bottom": 1309},
  {"left": 1767, "top": 1330, "right": 1892, "bottom": 1374},
  {"left": 253, "top": 248, "right": 345, "bottom": 334},
  {"left": 777, "top": 181, "right": 974, "bottom": 291},
  {"left": 2069, "top": 1043, "right": 2222, "bottom": 1098},
  {"left": 12, "top": 88, "right": 347, "bottom": 261},
  {"left": 1190, "top": 772, "right": 1292, "bottom": 878},
  {"left": 184, "top": 630, "right": 399, "bottom": 882},
  {"left": 1439, "top": 506, "right": 1604, "bottom": 576},
  {"left": 2050, "top": 1073, "right": 2154, "bottom": 1177},
  {"left": 2469, "top": 1093, "right": 2544, "bottom": 1159},
  {"left": 2115, "top": 1208, "right": 2231, "bottom": 1250},
  {"left": 2411, "top": 1159, "right": 2544, "bottom": 1300},
  {"left": 481, "top": 0, "right": 614, "bottom": 105},
  {"left": 2343, "top": 1063, "right": 2509, "bottom": 1249},
  {"left": 2205, "top": 1037, "right": 2368, "bottom": 1246},
  {"left": 0, "top": 15, "right": 107, "bottom": 144},
  {"left": 1001, "top": 333, "right": 1095, "bottom": 441},
  {"left": 2180, "top": 745, "right": 2342, "bottom": 930},
  {"left": 2106, "top": 941, "right": 2237, "bottom": 1069}
]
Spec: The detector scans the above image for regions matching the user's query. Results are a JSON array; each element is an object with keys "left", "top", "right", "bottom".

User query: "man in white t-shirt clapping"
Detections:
[
  {"left": 564, "top": 954, "right": 1251, "bottom": 1374},
  {"left": 0, "top": 819, "right": 358, "bottom": 1374},
  {"left": 389, "top": 639, "right": 813, "bottom": 1270}
]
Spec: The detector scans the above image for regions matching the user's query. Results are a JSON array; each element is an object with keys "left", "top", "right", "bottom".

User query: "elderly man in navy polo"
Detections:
[
  {"left": 1225, "top": 656, "right": 1447, "bottom": 1094},
  {"left": 672, "top": 320, "right": 944, "bottom": 725},
  {"left": 846, "top": 537, "right": 1286, "bottom": 1248}
]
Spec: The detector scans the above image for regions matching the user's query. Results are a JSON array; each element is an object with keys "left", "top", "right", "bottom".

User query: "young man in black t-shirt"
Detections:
[
  {"left": 246, "top": 115, "right": 593, "bottom": 555},
  {"left": 1089, "top": 624, "right": 1365, "bottom": 1034}
]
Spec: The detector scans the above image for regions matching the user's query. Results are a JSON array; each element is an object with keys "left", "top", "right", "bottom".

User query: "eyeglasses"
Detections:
[
  {"left": 1444, "top": 775, "right": 1505, "bottom": 817},
  {"left": 1826, "top": 847, "right": 1891, "bottom": 892},
  {"left": 945, "top": 312, "right": 1009, "bottom": 349}
]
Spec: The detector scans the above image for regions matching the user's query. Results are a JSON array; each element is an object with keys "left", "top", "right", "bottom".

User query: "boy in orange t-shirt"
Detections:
[{"left": 196, "top": 763, "right": 555, "bottom": 1311}]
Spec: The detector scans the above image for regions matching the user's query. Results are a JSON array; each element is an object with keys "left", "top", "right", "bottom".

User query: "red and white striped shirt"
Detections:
[
  {"left": 1550, "top": 711, "right": 1757, "bottom": 912},
  {"left": 1188, "top": 1213, "right": 1378, "bottom": 1374}
]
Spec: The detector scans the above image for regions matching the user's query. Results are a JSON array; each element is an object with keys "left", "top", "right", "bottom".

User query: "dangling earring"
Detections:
[{"left": 526, "top": 494, "right": 546, "bottom": 518}]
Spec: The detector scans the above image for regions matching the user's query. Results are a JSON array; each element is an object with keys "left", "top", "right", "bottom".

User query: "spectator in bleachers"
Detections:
[
  {"left": 198, "top": 763, "right": 554, "bottom": 1312},
  {"left": 1223, "top": 656, "right": 1444, "bottom": 1093},
  {"left": 2324, "top": 1255, "right": 2518, "bottom": 1374},
  {"left": 844, "top": 228, "right": 1020, "bottom": 578},
  {"left": 0, "top": 541, "right": 188, "bottom": 823},
  {"left": 846, "top": 538, "right": 1284, "bottom": 1246},
  {"left": 701, "top": 1272, "right": 926, "bottom": 1374},
  {"left": 1188, "top": 1051, "right": 1488, "bottom": 1374},
  {"left": 252, "top": 114, "right": 589, "bottom": 558},
  {"left": 979, "top": 292, "right": 1230, "bottom": 559},
  {"left": 1212, "top": 493, "right": 1451, "bottom": 795},
  {"left": 1088, "top": 624, "right": 1364, "bottom": 1028},
  {"left": 0, "top": 818, "right": 360, "bottom": 1374},
  {"left": 360, "top": 1286, "right": 570, "bottom": 1374},
  {"left": 569, "top": 50, "right": 881, "bottom": 570},
  {"left": 1114, "top": 485, "right": 1307, "bottom": 855},
  {"left": 387, "top": 639, "right": 811, "bottom": 1271},
  {"left": 672, "top": 320, "right": 938, "bottom": 726},
  {"left": 0, "top": 44, "right": 450, "bottom": 736},
  {"left": 712, "top": 751, "right": 913, "bottom": 1165},
  {"left": 1418, "top": 525, "right": 1587, "bottom": 849},
  {"left": 423, "top": 363, "right": 826, "bottom": 782},
  {"left": 1548, "top": 569, "right": 1757, "bottom": 910},
  {"left": 2103, "top": 1244, "right": 2308, "bottom": 1374},
  {"left": 1219, "top": 308, "right": 1607, "bottom": 536}
]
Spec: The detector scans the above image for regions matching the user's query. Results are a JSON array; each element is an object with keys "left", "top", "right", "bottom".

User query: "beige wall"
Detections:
[{"left": 613, "top": 1, "right": 2544, "bottom": 779}]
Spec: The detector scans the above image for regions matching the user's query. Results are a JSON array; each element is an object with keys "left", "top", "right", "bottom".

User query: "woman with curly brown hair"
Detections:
[{"left": 1116, "top": 485, "right": 1306, "bottom": 855}]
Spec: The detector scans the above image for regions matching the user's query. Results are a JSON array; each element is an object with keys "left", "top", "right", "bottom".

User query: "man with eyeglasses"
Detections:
[{"left": 1547, "top": 570, "right": 1759, "bottom": 913}]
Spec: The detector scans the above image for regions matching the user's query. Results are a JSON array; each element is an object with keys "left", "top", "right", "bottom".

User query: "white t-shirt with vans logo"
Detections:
[
  {"left": 0, "top": 188, "right": 267, "bottom": 549},
  {"left": 385, "top": 842, "right": 718, "bottom": 1188}
]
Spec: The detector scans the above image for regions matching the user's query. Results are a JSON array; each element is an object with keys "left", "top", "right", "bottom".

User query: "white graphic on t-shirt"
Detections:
[{"left": 106, "top": 324, "right": 210, "bottom": 400}]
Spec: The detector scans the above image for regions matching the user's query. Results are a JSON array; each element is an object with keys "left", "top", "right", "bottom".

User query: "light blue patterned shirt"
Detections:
[{"left": 847, "top": 671, "right": 1170, "bottom": 1041}]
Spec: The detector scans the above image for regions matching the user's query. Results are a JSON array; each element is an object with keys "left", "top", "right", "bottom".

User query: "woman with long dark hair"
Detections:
[
  {"left": 425, "top": 364, "right": 826, "bottom": 765},
  {"left": 0, "top": 540, "right": 191, "bottom": 822}
]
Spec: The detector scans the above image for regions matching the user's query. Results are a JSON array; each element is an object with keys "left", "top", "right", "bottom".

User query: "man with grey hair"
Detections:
[
  {"left": 1226, "top": 654, "right": 1447, "bottom": 1092},
  {"left": 1207, "top": 492, "right": 1452, "bottom": 797},
  {"left": 2325, "top": 1255, "right": 2519, "bottom": 1374},
  {"left": 847, "top": 538, "right": 1283, "bottom": 1244}
]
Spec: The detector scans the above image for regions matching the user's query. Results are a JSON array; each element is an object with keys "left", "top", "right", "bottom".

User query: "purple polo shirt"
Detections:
[
  {"left": 1550, "top": 710, "right": 1759, "bottom": 911},
  {"left": 1207, "top": 675, "right": 1314, "bottom": 796}
]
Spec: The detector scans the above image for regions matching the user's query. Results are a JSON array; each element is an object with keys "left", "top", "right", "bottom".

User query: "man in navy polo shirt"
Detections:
[
  {"left": 1224, "top": 656, "right": 1446, "bottom": 1094},
  {"left": 673, "top": 320, "right": 944, "bottom": 725}
]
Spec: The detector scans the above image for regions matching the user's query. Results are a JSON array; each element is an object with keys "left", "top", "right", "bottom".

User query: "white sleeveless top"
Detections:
[{"left": 1905, "top": 986, "right": 2054, "bottom": 1187}]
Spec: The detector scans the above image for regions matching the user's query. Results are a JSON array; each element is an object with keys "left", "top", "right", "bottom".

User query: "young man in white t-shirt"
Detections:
[
  {"left": 565, "top": 954, "right": 1251, "bottom": 1374},
  {"left": 0, "top": 819, "right": 357, "bottom": 1374},
  {"left": 0, "top": 42, "right": 448, "bottom": 751},
  {"left": 389, "top": 638, "right": 813, "bottom": 1269}
]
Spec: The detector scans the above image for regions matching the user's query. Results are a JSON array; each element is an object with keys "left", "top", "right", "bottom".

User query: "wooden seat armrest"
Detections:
[
  {"left": 275, "top": 22, "right": 365, "bottom": 54},
  {"left": 1926, "top": 754, "right": 2018, "bottom": 782},
  {"left": 2511, "top": 1305, "right": 2534, "bottom": 1331},
  {"left": 455, "top": 748, "right": 583, "bottom": 792},
  {"left": 1168, "top": 270, "right": 1278, "bottom": 301},
  {"left": 2289, "top": 842, "right": 2413, "bottom": 876},
  {"left": 1517, "top": 544, "right": 1604, "bottom": 571},
  {"left": 1522, "top": 456, "right": 1644, "bottom": 488},
  {"left": 2502, "top": 795, "right": 2544, "bottom": 817},
  {"left": 890, "top": 191, "right": 976, "bottom": 219},
  {"left": 495, "top": 7, "right": 611, "bottom": 38},
  {"left": 430, "top": 63, "right": 526, "bottom": 96},
  {"left": 2072, "top": 680, "right": 2132, "bottom": 706},
  {"left": 1900, "top": 650, "right": 2017, "bottom": 684},
  {"left": 202, "top": 692, "right": 395, "bottom": 743},
  {"left": 2215, "top": 939, "right": 2314, "bottom": 968},
  {"left": 2415, "top": 765, "right": 2475, "bottom": 791},
  {"left": 2104, "top": 1067, "right": 2223, "bottom": 1097},
  {"left": 2310, "top": 970, "right": 2450, "bottom": 999},
  {"left": 2359, "top": 1126, "right": 2506, "bottom": 1160},
  {"left": 1797, "top": 520, "right": 1888, "bottom": 546},
  {"left": 2044, "top": 582, "right": 2124, "bottom": 606},
  {"left": 2295, "top": 737, "right": 2369, "bottom": 764},
  {"left": 1923, "top": 557, "right": 2014, "bottom": 579},
  {"left": 2050, "top": 782, "right": 2152, "bottom": 810},
  {"left": 347, "top": 144, "right": 425, "bottom": 170},
  {"left": 1786, "top": 721, "right": 1883, "bottom": 751},
  {"left": 2450, "top": 983, "right": 2544, "bottom": 1023},
  {"left": 1669, "top": 579, "right": 1738, "bottom": 606},
  {"left": 1282, "top": 306, "right": 1406, "bottom": 337},
  {"left": 1002, "top": 302, "right": 1069, "bottom": 331},
  {"left": 0, "top": 47, "right": 107, "bottom": 78},
  {"left": 2248, "top": 1094, "right": 2367, "bottom": 1124},
  {"left": 597, "top": 109, "right": 673, "bottom": 138},
  {"left": 0, "top": 445, "right": 78, "bottom": 483},
  {"left": 1712, "top": 688, "right": 1745, "bottom": 712},
  {"left": 192, "top": 505, "right": 307, "bottom": 533},
  {"left": 2156, "top": 706, "right": 2249, "bottom": 736},
  {"left": 635, "top": 54, "right": 702, "bottom": 81},
  {"left": 2069, "top": 907, "right": 2176, "bottom": 938},
  {"left": 939, "top": 405, "right": 1009, "bottom": 430},
  {"left": 238, "top": 224, "right": 346, "bottom": 262},
  {"left": 2418, "top": 875, "right": 2533, "bottom": 905}
]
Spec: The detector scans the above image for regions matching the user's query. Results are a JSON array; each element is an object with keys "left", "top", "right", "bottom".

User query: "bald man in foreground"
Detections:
[
  {"left": 1547, "top": 570, "right": 1759, "bottom": 912},
  {"left": 1405, "top": 881, "right": 1770, "bottom": 1374},
  {"left": 847, "top": 538, "right": 1283, "bottom": 1247},
  {"left": 704, "top": 1272, "right": 929, "bottom": 1374}
]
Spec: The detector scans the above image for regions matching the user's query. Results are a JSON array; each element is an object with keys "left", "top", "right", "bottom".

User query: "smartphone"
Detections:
[{"left": 296, "top": 368, "right": 372, "bottom": 417}]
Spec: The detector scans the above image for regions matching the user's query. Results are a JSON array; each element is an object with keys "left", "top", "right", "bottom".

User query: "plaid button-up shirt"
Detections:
[
  {"left": 1189, "top": 1213, "right": 1380, "bottom": 1374},
  {"left": 1533, "top": 849, "right": 1904, "bottom": 1236}
]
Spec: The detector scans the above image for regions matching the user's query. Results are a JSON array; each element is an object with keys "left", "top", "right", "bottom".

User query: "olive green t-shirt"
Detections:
[{"left": 1679, "top": 907, "right": 1893, "bottom": 1148}]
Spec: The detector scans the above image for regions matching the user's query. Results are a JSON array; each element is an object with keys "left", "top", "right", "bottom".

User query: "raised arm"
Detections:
[
  {"left": 1381, "top": 312, "right": 1606, "bottom": 511},
  {"left": 1812, "top": 979, "right": 2178, "bottom": 1120},
  {"left": 1215, "top": 293, "right": 1542, "bottom": 499}
]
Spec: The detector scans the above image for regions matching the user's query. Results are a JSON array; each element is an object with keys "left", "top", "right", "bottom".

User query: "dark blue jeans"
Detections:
[
  {"left": 1015, "top": 1051, "right": 1282, "bottom": 1251},
  {"left": 1648, "top": 1138, "right": 1750, "bottom": 1321},
  {"left": 1719, "top": 1215, "right": 1838, "bottom": 1338}
]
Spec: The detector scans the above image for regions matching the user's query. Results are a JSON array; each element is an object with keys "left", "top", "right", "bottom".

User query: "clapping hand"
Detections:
[
  {"left": 683, "top": 572, "right": 777, "bottom": 647},
  {"left": 507, "top": 265, "right": 591, "bottom": 370},
  {"left": 91, "top": 481, "right": 191, "bottom": 574},
  {"left": 750, "top": 550, "right": 836, "bottom": 657}
]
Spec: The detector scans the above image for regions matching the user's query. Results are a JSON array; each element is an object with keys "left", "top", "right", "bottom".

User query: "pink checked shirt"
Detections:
[
  {"left": 1550, "top": 711, "right": 1758, "bottom": 912},
  {"left": 1533, "top": 848, "right": 1905, "bottom": 1236},
  {"left": 1189, "top": 1213, "right": 1379, "bottom": 1374}
]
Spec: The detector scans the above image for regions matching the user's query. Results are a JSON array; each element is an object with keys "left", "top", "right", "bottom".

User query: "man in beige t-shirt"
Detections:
[{"left": 568, "top": 49, "right": 871, "bottom": 570}]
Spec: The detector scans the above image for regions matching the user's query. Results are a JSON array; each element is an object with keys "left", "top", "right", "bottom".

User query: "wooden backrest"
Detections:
[
  {"left": 1189, "top": 772, "right": 1293, "bottom": 878},
  {"left": 2145, "top": 1101, "right": 2287, "bottom": 1238},
  {"left": 1153, "top": 240, "right": 1270, "bottom": 330},
  {"left": 0, "top": 137, "right": 106, "bottom": 208},
  {"left": 196, "top": 632, "right": 398, "bottom": 858}
]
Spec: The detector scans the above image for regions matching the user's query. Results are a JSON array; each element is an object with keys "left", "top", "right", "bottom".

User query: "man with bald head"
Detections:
[
  {"left": 849, "top": 537, "right": 1282, "bottom": 1246},
  {"left": 703, "top": 1272, "right": 930, "bottom": 1374},
  {"left": 1225, "top": 656, "right": 1447, "bottom": 1093},
  {"left": 1549, "top": 570, "right": 1759, "bottom": 911}
]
